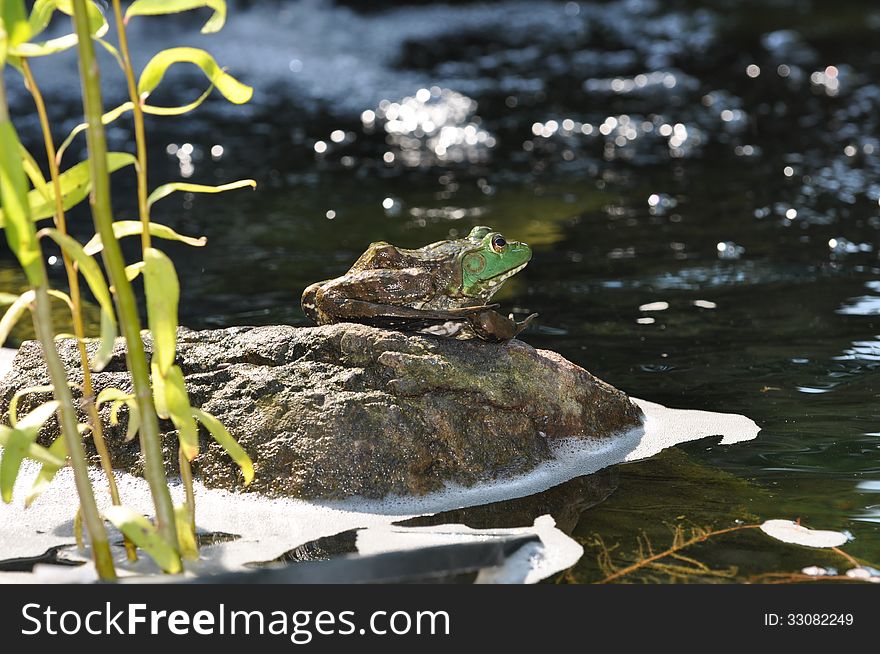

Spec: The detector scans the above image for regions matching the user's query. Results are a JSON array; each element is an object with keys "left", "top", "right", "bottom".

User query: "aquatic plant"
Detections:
[
  {"left": 574, "top": 518, "right": 879, "bottom": 584},
  {"left": 0, "top": 0, "right": 255, "bottom": 578}
]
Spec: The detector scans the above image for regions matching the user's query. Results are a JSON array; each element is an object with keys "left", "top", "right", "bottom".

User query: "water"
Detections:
[{"left": 4, "top": 0, "right": 880, "bottom": 581}]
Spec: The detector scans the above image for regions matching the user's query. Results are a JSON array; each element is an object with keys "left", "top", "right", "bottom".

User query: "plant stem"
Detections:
[
  {"left": 112, "top": 0, "right": 198, "bottom": 551},
  {"left": 21, "top": 59, "right": 137, "bottom": 562},
  {"left": 32, "top": 287, "right": 117, "bottom": 578},
  {"left": 179, "top": 447, "right": 196, "bottom": 530},
  {"left": 0, "top": 70, "right": 115, "bottom": 581},
  {"left": 71, "top": 0, "right": 180, "bottom": 561},
  {"left": 597, "top": 524, "right": 761, "bottom": 584},
  {"left": 111, "top": 0, "right": 151, "bottom": 252}
]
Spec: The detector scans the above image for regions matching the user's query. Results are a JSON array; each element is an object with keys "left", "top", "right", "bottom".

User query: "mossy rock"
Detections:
[{"left": 0, "top": 323, "right": 643, "bottom": 499}]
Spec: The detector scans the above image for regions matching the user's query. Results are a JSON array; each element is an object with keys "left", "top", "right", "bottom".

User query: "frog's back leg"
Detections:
[{"left": 349, "top": 242, "right": 409, "bottom": 272}]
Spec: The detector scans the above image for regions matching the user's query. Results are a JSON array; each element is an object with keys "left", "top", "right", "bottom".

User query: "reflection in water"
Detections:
[{"left": 398, "top": 469, "right": 618, "bottom": 534}]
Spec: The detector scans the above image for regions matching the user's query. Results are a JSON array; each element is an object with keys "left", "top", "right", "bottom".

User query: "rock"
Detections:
[{"left": 0, "top": 324, "right": 643, "bottom": 499}]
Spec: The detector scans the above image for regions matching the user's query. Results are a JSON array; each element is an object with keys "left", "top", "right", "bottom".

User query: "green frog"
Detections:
[{"left": 301, "top": 226, "right": 537, "bottom": 341}]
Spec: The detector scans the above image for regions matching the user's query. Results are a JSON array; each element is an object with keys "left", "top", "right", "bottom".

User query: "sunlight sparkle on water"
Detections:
[{"left": 370, "top": 88, "right": 495, "bottom": 167}]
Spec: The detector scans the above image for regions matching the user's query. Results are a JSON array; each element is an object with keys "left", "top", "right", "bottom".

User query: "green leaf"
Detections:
[
  {"left": 142, "top": 83, "right": 215, "bottom": 115},
  {"left": 0, "top": 426, "right": 31, "bottom": 503},
  {"left": 47, "top": 293, "right": 74, "bottom": 319},
  {"left": 0, "top": 289, "right": 69, "bottom": 344},
  {"left": 106, "top": 396, "right": 139, "bottom": 441},
  {"left": 192, "top": 407, "right": 253, "bottom": 485},
  {"left": 93, "top": 308, "right": 116, "bottom": 371},
  {"left": 11, "top": 0, "right": 108, "bottom": 57},
  {"left": 124, "top": 401, "right": 140, "bottom": 441},
  {"left": 151, "top": 361, "right": 168, "bottom": 419},
  {"left": 143, "top": 247, "right": 178, "bottom": 375},
  {"left": 0, "top": 152, "right": 136, "bottom": 225},
  {"left": 124, "top": 261, "right": 145, "bottom": 283},
  {"left": 95, "top": 36, "right": 124, "bottom": 69},
  {"left": 17, "top": 400, "right": 59, "bottom": 432},
  {"left": 102, "top": 505, "right": 182, "bottom": 573},
  {"left": 18, "top": 145, "right": 49, "bottom": 202},
  {"left": 39, "top": 229, "right": 117, "bottom": 371},
  {"left": 109, "top": 400, "right": 124, "bottom": 425},
  {"left": 0, "top": 400, "right": 59, "bottom": 503},
  {"left": 83, "top": 220, "right": 206, "bottom": 255},
  {"left": 96, "top": 387, "right": 134, "bottom": 407},
  {"left": 0, "top": 426, "right": 64, "bottom": 467},
  {"left": 1, "top": 0, "right": 30, "bottom": 48},
  {"left": 147, "top": 179, "right": 256, "bottom": 210},
  {"left": 0, "top": 121, "right": 45, "bottom": 286},
  {"left": 138, "top": 47, "right": 252, "bottom": 105},
  {"left": 164, "top": 365, "right": 198, "bottom": 460},
  {"left": 126, "top": 0, "right": 226, "bottom": 34},
  {"left": 55, "top": 88, "right": 215, "bottom": 166},
  {"left": 0, "top": 290, "right": 34, "bottom": 347},
  {"left": 174, "top": 504, "right": 199, "bottom": 560},
  {"left": 9, "top": 383, "right": 72, "bottom": 425},
  {"left": 24, "top": 435, "right": 67, "bottom": 508},
  {"left": 26, "top": 0, "right": 59, "bottom": 39},
  {"left": 56, "top": 103, "right": 134, "bottom": 165}
]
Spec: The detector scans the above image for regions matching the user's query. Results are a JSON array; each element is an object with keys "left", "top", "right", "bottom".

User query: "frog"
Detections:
[{"left": 301, "top": 226, "right": 537, "bottom": 341}]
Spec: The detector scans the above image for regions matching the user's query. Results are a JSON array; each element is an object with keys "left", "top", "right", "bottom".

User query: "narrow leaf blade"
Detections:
[
  {"left": 0, "top": 121, "right": 45, "bottom": 285},
  {"left": 147, "top": 179, "right": 256, "bottom": 210},
  {"left": 40, "top": 229, "right": 117, "bottom": 368},
  {"left": 126, "top": 0, "right": 226, "bottom": 33},
  {"left": 174, "top": 504, "right": 199, "bottom": 560},
  {"left": 143, "top": 247, "right": 179, "bottom": 375},
  {"left": 138, "top": 47, "right": 252, "bottom": 104},
  {"left": 24, "top": 435, "right": 68, "bottom": 508},
  {"left": 83, "top": 220, "right": 206, "bottom": 255},
  {"left": 0, "top": 426, "right": 30, "bottom": 503},
  {"left": 103, "top": 506, "right": 182, "bottom": 573},
  {"left": 0, "top": 290, "right": 34, "bottom": 347},
  {"left": 164, "top": 365, "right": 198, "bottom": 460},
  {"left": 192, "top": 407, "right": 253, "bottom": 485}
]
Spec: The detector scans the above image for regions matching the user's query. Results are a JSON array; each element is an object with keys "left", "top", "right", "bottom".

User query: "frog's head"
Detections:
[{"left": 458, "top": 226, "right": 532, "bottom": 299}]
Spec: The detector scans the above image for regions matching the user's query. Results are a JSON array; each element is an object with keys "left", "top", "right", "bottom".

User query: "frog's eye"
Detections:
[{"left": 491, "top": 235, "right": 507, "bottom": 252}]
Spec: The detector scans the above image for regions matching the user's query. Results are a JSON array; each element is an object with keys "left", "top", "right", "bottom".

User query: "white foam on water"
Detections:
[
  {"left": 0, "top": 397, "right": 759, "bottom": 583},
  {"left": 760, "top": 519, "right": 849, "bottom": 548}
]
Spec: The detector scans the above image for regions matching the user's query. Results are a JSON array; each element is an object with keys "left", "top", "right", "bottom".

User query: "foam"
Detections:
[
  {"left": 0, "top": 397, "right": 759, "bottom": 583},
  {"left": 760, "top": 519, "right": 849, "bottom": 548}
]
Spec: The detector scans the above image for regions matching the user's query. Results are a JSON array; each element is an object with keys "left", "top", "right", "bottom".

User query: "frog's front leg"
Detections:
[
  {"left": 307, "top": 268, "right": 493, "bottom": 326},
  {"left": 468, "top": 309, "right": 538, "bottom": 342}
]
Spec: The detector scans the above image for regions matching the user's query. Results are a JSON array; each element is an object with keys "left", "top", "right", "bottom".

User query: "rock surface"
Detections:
[{"left": 0, "top": 324, "right": 643, "bottom": 499}]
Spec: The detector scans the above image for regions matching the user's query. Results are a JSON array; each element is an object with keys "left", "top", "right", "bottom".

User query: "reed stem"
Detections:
[
  {"left": 20, "top": 58, "right": 137, "bottom": 562},
  {"left": 111, "top": 0, "right": 151, "bottom": 252},
  {"left": 71, "top": 0, "right": 180, "bottom": 563}
]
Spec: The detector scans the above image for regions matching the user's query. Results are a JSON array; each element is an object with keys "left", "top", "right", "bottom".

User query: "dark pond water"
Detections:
[{"left": 5, "top": 0, "right": 880, "bottom": 582}]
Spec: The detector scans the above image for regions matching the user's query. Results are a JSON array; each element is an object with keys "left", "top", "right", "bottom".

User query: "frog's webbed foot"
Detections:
[{"left": 468, "top": 310, "right": 538, "bottom": 342}]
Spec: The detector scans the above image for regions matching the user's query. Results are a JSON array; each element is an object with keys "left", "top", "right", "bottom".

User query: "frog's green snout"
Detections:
[{"left": 510, "top": 241, "right": 532, "bottom": 260}]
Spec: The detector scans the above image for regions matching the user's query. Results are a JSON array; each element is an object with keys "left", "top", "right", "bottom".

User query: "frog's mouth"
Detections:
[{"left": 484, "top": 261, "right": 529, "bottom": 286}]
